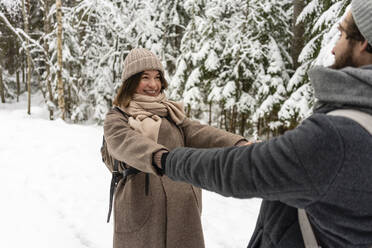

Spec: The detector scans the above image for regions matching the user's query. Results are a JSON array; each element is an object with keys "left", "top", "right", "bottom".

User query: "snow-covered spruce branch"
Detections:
[
  {"left": 15, "top": 28, "right": 54, "bottom": 67},
  {"left": 0, "top": 12, "right": 55, "bottom": 71}
]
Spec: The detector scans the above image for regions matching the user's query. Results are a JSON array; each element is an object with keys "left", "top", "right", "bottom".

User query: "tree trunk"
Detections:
[
  {"left": 220, "top": 103, "right": 226, "bottom": 130},
  {"left": 0, "top": 66, "right": 5, "bottom": 103},
  {"left": 223, "top": 109, "right": 228, "bottom": 131},
  {"left": 228, "top": 108, "right": 232, "bottom": 132},
  {"left": 292, "top": 0, "right": 305, "bottom": 70},
  {"left": 257, "top": 118, "right": 261, "bottom": 138},
  {"left": 186, "top": 104, "right": 191, "bottom": 118},
  {"left": 22, "top": 0, "right": 32, "bottom": 115},
  {"left": 44, "top": 0, "right": 54, "bottom": 120},
  {"left": 16, "top": 70, "right": 20, "bottom": 102},
  {"left": 112, "top": 36, "right": 119, "bottom": 84},
  {"left": 22, "top": 53, "right": 25, "bottom": 90},
  {"left": 56, "top": 0, "right": 65, "bottom": 120},
  {"left": 208, "top": 101, "right": 212, "bottom": 126},
  {"left": 239, "top": 113, "right": 246, "bottom": 136},
  {"left": 230, "top": 106, "right": 237, "bottom": 133},
  {"left": 66, "top": 83, "right": 72, "bottom": 117}
]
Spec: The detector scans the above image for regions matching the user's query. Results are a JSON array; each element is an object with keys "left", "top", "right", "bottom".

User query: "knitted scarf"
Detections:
[{"left": 123, "top": 93, "right": 186, "bottom": 142}]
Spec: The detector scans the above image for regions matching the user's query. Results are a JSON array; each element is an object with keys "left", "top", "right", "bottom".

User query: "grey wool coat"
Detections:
[{"left": 104, "top": 108, "right": 245, "bottom": 248}]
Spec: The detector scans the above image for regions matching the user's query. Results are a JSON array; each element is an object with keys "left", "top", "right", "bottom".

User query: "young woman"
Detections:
[{"left": 104, "top": 48, "right": 247, "bottom": 248}]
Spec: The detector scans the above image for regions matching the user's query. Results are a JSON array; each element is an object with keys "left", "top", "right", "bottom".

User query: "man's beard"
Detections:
[{"left": 330, "top": 43, "right": 357, "bottom": 69}]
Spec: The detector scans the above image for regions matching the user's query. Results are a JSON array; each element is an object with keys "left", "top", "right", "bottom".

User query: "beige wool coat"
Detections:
[{"left": 104, "top": 108, "right": 245, "bottom": 248}]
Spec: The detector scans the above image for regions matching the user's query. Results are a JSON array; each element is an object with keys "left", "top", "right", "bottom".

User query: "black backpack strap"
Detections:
[
  {"left": 113, "top": 106, "right": 129, "bottom": 119},
  {"left": 107, "top": 160, "right": 141, "bottom": 223},
  {"left": 107, "top": 159, "right": 122, "bottom": 223}
]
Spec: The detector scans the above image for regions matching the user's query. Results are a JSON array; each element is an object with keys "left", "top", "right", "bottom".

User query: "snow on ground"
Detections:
[{"left": 0, "top": 93, "right": 260, "bottom": 248}]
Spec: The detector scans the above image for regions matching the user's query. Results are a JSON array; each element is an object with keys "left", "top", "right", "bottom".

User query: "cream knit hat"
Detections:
[
  {"left": 121, "top": 48, "right": 164, "bottom": 82},
  {"left": 351, "top": 0, "right": 372, "bottom": 45}
]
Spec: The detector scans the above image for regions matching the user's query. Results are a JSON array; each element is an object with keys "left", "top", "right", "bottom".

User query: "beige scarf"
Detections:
[{"left": 122, "top": 93, "right": 186, "bottom": 142}]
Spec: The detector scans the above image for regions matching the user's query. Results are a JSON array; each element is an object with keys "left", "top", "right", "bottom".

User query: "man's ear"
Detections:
[{"left": 360, "top": 40, "right": 369, "bottom": 53}]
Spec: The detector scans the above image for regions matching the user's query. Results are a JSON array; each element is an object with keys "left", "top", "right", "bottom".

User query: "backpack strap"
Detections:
[
  {"left": 113, "top": 106, "right": 129, "bottom": 119},
  {"left": 107, "top": 159, "right": 123, "bottom": 223},
  {"left": 298, "top": 209, "right": 319, "bottom": 248},
  {"left": 107, "top": 162, "right": 140, "bottom": 223},
  {"left": 298, "top": 109, "right": 372, "bottom": 248},
  {"left": 327, "top": 109, "right": 372, "bottom": 135}
]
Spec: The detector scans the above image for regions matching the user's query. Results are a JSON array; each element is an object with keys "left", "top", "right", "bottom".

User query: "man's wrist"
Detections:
[
  {"left": 235, "top": 139, "right": 250, "bottom": 146},
  {"left": 152, "top": 149, "right": 169, "bottom": 175}
]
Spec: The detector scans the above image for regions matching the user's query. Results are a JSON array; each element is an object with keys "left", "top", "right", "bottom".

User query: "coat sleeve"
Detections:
[
  {"left": 180, "top": 118, "right": 246, "bottom": 148},
  {"left": 164, "top": 114, "right": 344, "bottom": 208},
  {"left": 104, "top": 110, "right": 166, "bottom": 174}
]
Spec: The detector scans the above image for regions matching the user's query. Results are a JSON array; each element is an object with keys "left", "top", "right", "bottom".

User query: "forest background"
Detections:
[{"left": 0, "top": 0, "right": 350, "bottom": 138}]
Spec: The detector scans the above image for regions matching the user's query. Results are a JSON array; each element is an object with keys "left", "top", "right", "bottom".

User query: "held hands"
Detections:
[{"left": 153, "top": 140, "right": 259, "bottom": 174}]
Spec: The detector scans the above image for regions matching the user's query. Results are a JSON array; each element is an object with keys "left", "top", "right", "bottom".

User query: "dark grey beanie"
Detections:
[{"left": 351, "top": 0, "right": 372, "bottom": 45}]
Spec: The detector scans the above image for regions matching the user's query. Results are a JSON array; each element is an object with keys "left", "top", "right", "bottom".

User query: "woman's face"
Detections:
[{"left": 135, "top": 70, "right": 162, "bottom": 97}]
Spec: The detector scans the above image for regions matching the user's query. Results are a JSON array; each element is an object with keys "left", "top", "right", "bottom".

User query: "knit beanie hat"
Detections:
[
  {"left": 121, "top": 48, "right": 164, "bottom": 83},
  {"left": 351, "top": 0, "right": 372, "bottom": 45}
]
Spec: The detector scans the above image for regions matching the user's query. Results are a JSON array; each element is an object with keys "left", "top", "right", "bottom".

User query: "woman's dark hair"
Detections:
[
  {"left": 343, "top": 14, "right": 372, "bottom": 53},
  {"left": 113, "top": 70, "right": 168, "bottom": 108}
]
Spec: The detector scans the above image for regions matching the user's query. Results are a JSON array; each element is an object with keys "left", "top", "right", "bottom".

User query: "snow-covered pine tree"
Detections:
[
  {"left": 157, "top": 0, "right": 189, "bottom": 76},
  {"left": 170, "top": 0, "right": 292, "bottom": 137},
  {"left": 252, "top": 36, "right": 290, "bottom": 138},
  {"left": 0, "top": 0, "right": 29, "bottom": 102},
  {"left": 279, "top": 0, "right": 350, "bottom": 129},
  {"left": 1, "top": 0, "right": 57, "bottom": 111},
  {"left": 232, "top": 0, "right": 292, "bottom": 138},
  {"left": 170, "top": 0, "right": 206, "bottom": 117},
  {"left": 181, "top": 0, "right": 231, "bottom": 126},
  {"left": 0, "top": 0, "right": 22, "bottom": 102},
  {"left": 213, "top": 0, "right": 257, "bottom": 134},
  {"left": 201, "top": 0, "right": 242, "bottom": 131},
  {"left": 63, "top": 0, "right": 125, "bottom": 123}
]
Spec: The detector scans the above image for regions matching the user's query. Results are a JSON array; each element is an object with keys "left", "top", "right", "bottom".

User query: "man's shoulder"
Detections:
[
  {"left": 301, "top": 110, "right": 372, "bottom": 143},
  {"left": 294, "top": 113, "right": 339, "bottom": 135}
]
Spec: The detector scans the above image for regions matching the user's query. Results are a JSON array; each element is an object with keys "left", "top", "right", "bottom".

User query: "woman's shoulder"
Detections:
[{"left": 104, "top": 107, "right": 130, "bottom": 124}]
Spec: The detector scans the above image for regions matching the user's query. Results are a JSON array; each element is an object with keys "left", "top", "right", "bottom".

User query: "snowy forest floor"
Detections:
[{"left": 0, "top": 93, "right": 261, "bottom": 248}]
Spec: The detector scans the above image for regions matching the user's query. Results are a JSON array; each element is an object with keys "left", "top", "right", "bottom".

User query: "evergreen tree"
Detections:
[
  {"left": 170, "top": 0, "right": 206, "bottom": 117},
  {"left": 64, "top": 0, "right": 126, "bottom": 122},
  {"left": 279, "top": 0, "right": 350, "bottom": 129},
  {"left": 158, "top": 0, "right": 189, "bottom": 76},
  {"left": 222, "top": 0, "right": 292, "bottom": 137}
]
